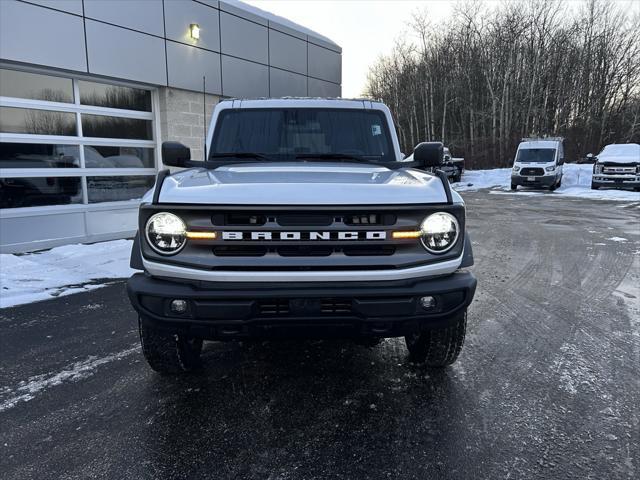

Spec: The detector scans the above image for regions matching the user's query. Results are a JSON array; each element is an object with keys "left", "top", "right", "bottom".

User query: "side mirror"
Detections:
[
  {"left": 162, "top": 141, "right": 191, "bottom": 168},
  {"left": 558, "top": 157, "right": 564, "bottom": 165},
  {"left": 413, "top": 142, "right": 443, "bottom": 168}
]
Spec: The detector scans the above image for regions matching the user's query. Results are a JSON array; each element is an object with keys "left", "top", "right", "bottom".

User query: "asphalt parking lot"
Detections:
[{"left": 1, "top": 191, "right": 639, "bottom": 480}]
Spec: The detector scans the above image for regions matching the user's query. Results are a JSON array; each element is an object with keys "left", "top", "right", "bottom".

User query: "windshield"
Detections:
[
  {"left": 516, "top": 148, "right": 556, "bottom": 163},
  {"left": 210, "top": 108, "right": 394, "bottom": 161}
]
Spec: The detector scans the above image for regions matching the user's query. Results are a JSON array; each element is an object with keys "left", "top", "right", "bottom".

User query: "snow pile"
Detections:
[
  {"left": 0, "top": 239, "right": 134, "bottom": 308},
  {"left": 453, "top": 163, "right": 640, "bottom": 201}
]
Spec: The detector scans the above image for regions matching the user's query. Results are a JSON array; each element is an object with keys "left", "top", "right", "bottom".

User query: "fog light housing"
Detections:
[
  {"left": 170, "top": 299, "right": 188, "bottom": 314},
  {"left": 419, "top": 296, "right": 437, "bottom": 310}
]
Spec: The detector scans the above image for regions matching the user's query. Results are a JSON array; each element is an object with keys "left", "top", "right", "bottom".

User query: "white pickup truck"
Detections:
[
  {"left": 591, "top": 143, "right": 640, "bottom": 190},
  {"left": 127, "top": 98, "right": 476, "bottom": 374}
]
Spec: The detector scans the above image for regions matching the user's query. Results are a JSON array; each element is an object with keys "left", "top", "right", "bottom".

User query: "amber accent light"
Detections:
[
  {"left": 186, "top": 231, "right": 217, "bottom": 239},
  {"left": 392, "top": 231, "right": 421, "bottom": 239}
]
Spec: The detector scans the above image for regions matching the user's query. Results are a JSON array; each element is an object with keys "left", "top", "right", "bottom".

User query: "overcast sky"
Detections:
[{"left": 245, "top": 0, "right": 639, "bottom": 98}]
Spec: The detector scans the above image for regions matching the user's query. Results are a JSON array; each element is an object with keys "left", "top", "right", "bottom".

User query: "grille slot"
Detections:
[
  {"left": 321, "top": 299, "right": 352, "bottom": 314},
  {"left": 278, "top": 214, "right": 333, "bottom": 226},
  {"left": 213, "top": 246, "right": 267, "bottom": 256},
  {"left": 343, "top": 245, "right": 395, "bottom": 256},
  {"left": 277, "top": 246, "right": 333, "bottom": 257},
  {"left": 520, "top": 168, "right": 544, "bottom": 176},
  {"left": 258, "top": 299, "right": 290, "bottom": 315}
]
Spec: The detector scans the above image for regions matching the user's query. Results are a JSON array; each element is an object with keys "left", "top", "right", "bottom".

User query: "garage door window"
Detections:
[{"left": 0, "top": 67, "right": 157, "bottom": 210}]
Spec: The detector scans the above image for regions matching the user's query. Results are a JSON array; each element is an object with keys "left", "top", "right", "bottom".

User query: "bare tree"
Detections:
[{"left": 365, "top": 0, "right": 640, "bottom": 168}]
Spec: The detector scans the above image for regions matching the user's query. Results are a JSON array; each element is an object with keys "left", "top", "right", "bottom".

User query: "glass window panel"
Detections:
[
  {"left": 78, "top": 80, "right": 152, "bottom": 112},
  {"left": 0, "top": 69, "right": 74, "bottom": 103},
  {"left": 87, "top": 175, "right": 155, "bottom": 203},
  {"left": 0, "top": 106, "right": 77, "bottom": 136},
  {"left": 0, "top": 143, "right": 80, "bottom": 169},
  {"left": 84, "top": 145, "right": 154, "bottom": 168},
  {"left": 81, "top": 114, "right": 153, "bottom": 140},
  {"left": 0, "top": 177, "right": 82, "bottom": 208}
]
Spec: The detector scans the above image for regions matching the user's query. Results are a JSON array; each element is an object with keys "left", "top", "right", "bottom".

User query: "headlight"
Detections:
[
  {"left": 512, "top": 166, "right": 520, "bottom": 172},
  {"left": 594, "top": 164, "right": 603, "bottom": 174},
  {"left": 420, "top": 212, "right": 459, "bottom": 254},
  {"left": 145, "top": 212, "right": 187, "bottom": 255},
  {"left": 545, "top": 166, "right": 556, "bottom": 172}
]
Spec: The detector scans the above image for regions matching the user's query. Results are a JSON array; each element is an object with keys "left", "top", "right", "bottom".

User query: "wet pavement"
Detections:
[{"left": 1, "top": 191, "right": 639, "bottom": 479}]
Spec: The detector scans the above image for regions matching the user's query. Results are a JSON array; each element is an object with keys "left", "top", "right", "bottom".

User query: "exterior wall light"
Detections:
[{"left": 190, "top": 23, "right": 200, "bottom": 40}]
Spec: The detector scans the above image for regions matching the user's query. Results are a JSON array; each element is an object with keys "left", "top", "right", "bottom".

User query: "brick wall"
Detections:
[{"left": 157, "top": 87, "right": 220, "bottom": 162}]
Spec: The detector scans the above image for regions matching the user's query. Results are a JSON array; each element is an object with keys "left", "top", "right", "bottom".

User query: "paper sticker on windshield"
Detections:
[{"left": 371, "top": 124, "right": 382, "bottom": 136}]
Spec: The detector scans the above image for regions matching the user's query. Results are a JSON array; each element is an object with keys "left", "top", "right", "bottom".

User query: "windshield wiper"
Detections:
[
  {"left": 208, "top": 152, "right": 274, "bottom": 161},
  {"left": 295, "top": 153, "right": 372, "bottom": 162}
]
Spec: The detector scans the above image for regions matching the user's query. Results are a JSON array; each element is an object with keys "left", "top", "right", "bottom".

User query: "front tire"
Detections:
[
  {"left": 511, "top": 183, "right": 517, "bottom": 191},
  {"left": 138, "top": 316, "right": 203, "bottom": 374},
  {"left": 405, "top": 309, "right": 467, "bottom": 367},
  {"left": 591, "top": 183, "right": 599, "bottom": 190}
]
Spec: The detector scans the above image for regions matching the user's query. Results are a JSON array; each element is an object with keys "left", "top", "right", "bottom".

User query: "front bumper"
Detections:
[
  {"left": 592, "top": 175, "right": 640, "bottom": 188},
  {"left": 127, "top": 271, "right": 477, "bottom": 340},
  {"left": 511, "top": 173, "right": 558, "bottom": 187}
]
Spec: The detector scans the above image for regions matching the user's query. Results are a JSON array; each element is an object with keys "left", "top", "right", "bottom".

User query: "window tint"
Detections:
[
  {"left": 84, "top": 146, "right": 154, "bottom": 168},
  {"left": 0, "top": 107, "right": 76, "bottom": 136},
  {"left": 81, "top": 115, "right": 153, "bottom": 140},
  {"left": 87, "top": 175, "right": 155, "bottom": 203},
  {"left": 0, "top": 177, "right": 82, "bottom": 208},
  {"left": 0, "top": 143, "right": 80, "bottom": 169},
  {"left": 78, "top": 80, "right": 152, "bottom": 112},
  {"left": 211, "top": 109, "right": 393, "bottom": 159},
  {"left": 0, "top": 69, "right": 74, "bottom": 103}
]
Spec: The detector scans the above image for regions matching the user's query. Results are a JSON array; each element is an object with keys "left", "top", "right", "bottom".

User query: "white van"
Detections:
[{"left": 511, "top": 138, "right": 564, "bottom": 191}]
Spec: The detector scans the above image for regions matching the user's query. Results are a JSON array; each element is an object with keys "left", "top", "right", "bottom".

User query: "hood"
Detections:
[
  {"left": 156, "top": 162, "right": 456, "bottom": 205},
  {"left": 597, "top": 144, "right": 640, "bottom": 164}
]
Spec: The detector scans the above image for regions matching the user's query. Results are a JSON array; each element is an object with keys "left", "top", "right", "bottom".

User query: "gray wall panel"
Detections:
[
  {"left": 85, "top": 20, "right": 167, "bottom": 85},
  {"left": 220, "top": 12, "right": 268, "bottom": 64},
  {"left": 22, "top": 0, "right": 83, "bottom": 15},
  {"left": 308, "top": 77, "right": 340, "bottom": 98},
  {"left": 219, "top": 0, "right": 267, "bottom": 26},
  {"left": 221, "top": 55, "right": 268, "bottom": 98},
  {"left": 269, "top": 68, "right": 307, "bottom": 97},
  {"left": 269, "top": 29, "right": 306, "bottom": 75},
  {"left": 167, "top": 41, "right": 221, "bottom": 94},
  {"left": 164, "top": 0, "right": 220, "bottom": 52},
  {"left": 308, "top": 43, "right": 341, "bottom": 84},
  {"left": 0, "top": 1, "right": 87, "bottom": 72},
  {"left": 196, "top": 0, "right": 220, "bottom": 8},
  {"left": 268, "top": 20, "right": 306, "bottom": 41},
  {"left": 83, "top": 0, "right": 164, "bottom": 37},
  {"left": 308, "top": 35, "right": 342, "bottom": 53},
  {"left": 0, "top": 212, "right": 85, "bottom": 247}
]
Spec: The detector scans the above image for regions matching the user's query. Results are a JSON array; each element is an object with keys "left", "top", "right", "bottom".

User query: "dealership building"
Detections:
[{"left": 0, "top": 0, "right": 342, "bottom": 253}]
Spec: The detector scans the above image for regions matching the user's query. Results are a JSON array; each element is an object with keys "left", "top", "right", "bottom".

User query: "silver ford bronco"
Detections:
[{"left": 127, "top": 98, "right": 476, "bottom": 374}]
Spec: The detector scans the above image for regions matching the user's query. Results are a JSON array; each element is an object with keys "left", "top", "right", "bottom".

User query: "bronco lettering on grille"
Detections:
[{"left": 221, "top": 231, "right": 387, "bottom": 241}]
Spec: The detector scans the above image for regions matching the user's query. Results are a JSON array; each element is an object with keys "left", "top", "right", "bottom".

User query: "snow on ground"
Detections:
[
  {"left": 453, "top": 163, "right": 640, "bottom": 202},
  {"left": 0, "top": 239, "right": 134, "bottom": 308}
]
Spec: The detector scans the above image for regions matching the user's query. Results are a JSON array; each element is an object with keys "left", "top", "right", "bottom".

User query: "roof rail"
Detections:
[{"left": 521, "top": 137, "right": 564, "bottom": 142}]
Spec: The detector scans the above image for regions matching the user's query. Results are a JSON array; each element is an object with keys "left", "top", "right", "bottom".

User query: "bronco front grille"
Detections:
[
  {"left": 140, "top": 204, "right": 466, "bottom": 271},
  {"left": 520, "top": 168, "right": 544, "bottom": 176}
]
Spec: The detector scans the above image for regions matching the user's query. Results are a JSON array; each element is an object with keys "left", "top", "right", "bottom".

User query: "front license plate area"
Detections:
[{"left": 527, "top": 176, "right": 535, "bottom": 181}]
